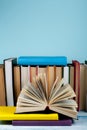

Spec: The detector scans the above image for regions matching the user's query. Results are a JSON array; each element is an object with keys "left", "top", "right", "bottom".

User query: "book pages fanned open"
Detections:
[{"left": 15, "top": 73, "right": 78, "bottom": 119}]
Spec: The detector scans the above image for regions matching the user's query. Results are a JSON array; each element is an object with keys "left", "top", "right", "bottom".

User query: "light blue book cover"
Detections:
[{"left": 18, "top": 56, "right": 67, "bottom": 66}]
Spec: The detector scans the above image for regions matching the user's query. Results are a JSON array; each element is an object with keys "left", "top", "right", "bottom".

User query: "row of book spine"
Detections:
[{"left": 0, "top": 57, "right": 87, "bottom": 111}]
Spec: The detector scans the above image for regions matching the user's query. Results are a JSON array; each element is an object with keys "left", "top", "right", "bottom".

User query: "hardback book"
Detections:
[
  {"left": 30, "top": 66, "right": 38, "bottom": 83},
  {"left": 56, "top": 66, "right": 63, "bottom": 82},
  {"left": 86, "top": 93, "right": 87, "bottom": 111},
  {"left": 15, "top": 73, "right": 78, "bottom": 119},
  {"left": 18, "top": 56, "right": 67, "bottom": 66},
  {"left": 80, "top": 64, "right": 86, "bottom": 110},
  {"left": 4, "top": 58, "right": 17, "bottom": 106},
  {"left": 21, "top": 66, "right": 30, "bottom": 88},
  {"left": 0, "top": 106, "right": 58, "bottom": 120},
  {"left": 12, "top": 119, "right": 72, "bottom": 126},
  {"left": 72, "top": 60, "right": 80, "bottom": 111},
  {"left": 46, "top": 66, "right": 56, "bottom": 96},
  {"left": 83, "top": 63, "right": 87, "bottom": 111},
  {"left": 13, "top": 65, "right": 21, "bottom": 105},
  {"left": 63, "top": 66, "right": 69, "bottom": 85},
  {"left": 0, "top": 64, "right": 6, "bottom": 106},
  {"left": 69, "top": 65, "right": 74, "bottom": 90}
]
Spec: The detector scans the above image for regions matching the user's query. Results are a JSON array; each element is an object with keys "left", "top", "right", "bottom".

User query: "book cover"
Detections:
[
  {"left": 47, "top": 66, "right": 56, "bottom": 95},
  {"left": 13, "top": 66, "right": 21, "bottom": 105},
  {"left": 80, "top": 64, "right": 86, "bottom": 110},
  {"left": 4, "top": 58, "right": 17, "bottom": 106},
  {"left": 69, "top": 65, "right": 74, "bottom": 90},
  {"left": 30, "top": 66, "right": 38, "bottom": 83},
  {"left": 72, "top": 60, "right": 80, "bottom": 111},
  {"left": 56, "top": 66, "right": 63, "bottom": 82},
  {"left": 0, "top": 107, "right": 58, "bottom": 121},
  {"left": 63, "top": 66, "right": 69, "bottom": 85},
  {"left": 21, "top": 66, "right": 30, "bottom": 88},
  {"left": 0, "top": 64, "right": 6, "bottom": 106},
  {"left": 12, "top": 119, "right": 72, "bottom": 126},
  {"left": 18, "top": 56, "right": 67, "bottom": 66},
  {"left": 84, "top": 62, "right": 87, "bottom": 111}
]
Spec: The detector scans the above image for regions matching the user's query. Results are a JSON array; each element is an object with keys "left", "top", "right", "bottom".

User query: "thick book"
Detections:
[
  {"left": 12, "top": 119, "right": 72, "bottom": 126},
  {"left": 4, "top": 58, "right": 17, "bottom": 106},
  {"left": 15, "top": 73, "right": 78, "bottom": 119},
  {"left": 0, "top": 64, "right": 6, "bottom": 106},
  {"left": 18, "top": 56, "right": 67, "bottom": 66},
  {"left": 0, "top": 106, "right": 58, "bottom": 121},
  {"left": 21, "top": 66, "right": 30, "bottom": 88},
  {"left": 80, "top": 64, "right": 86, "bottom": 110},
  {"left": 83, "top": 63, "right": 87, "bottom": 111},
  {"left": 72, "top": 60, "right": 80, "bottom": 111},
  {"left": 13, "top": 65, "right": 21, "bottom": 105}
]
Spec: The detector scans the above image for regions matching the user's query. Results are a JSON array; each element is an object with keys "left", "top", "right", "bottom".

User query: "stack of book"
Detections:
[
  {"left": 0, "top": 56, "right": 78, "bottom": 126},
  {"left": 0, "top": 106, "right": 72, "bottom": 126},
  {"left": 0, "top": 56, "right": 87, "bottom": 125}
]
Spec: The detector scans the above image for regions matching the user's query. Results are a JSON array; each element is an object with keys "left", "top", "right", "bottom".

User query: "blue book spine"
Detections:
[{"left": 18, "top": 56, "right": 67, "bottom": 66}]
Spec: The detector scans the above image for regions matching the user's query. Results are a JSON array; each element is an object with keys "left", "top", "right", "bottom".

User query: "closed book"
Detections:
[
  {"left": 47, "top": 66, "right": 56, "bottom": 95},
  {"left": 80, "top": 64, "right": 86, "bottom": 110},
  {"left": 12, "top": 119, "right": 72, "bottom": 126},
  {"left": 0, "top": 64, "right": 6, "bottom": 106},
  {"left": 84, "top": 64, "right": 87, "bottom": 111},
  {"left": 13, "top": 66, "right": 21, "bottom": 105},
  {"left": 18, "top": 56, "right": 67, "bottom": 66},
  {"left": 72, "top": 60, "right": 80, "bottom": 111},
  {"left": 4, "top": 58, "right": 17, "bottom": 106},
  {"left": 0, "top": 106, "right": 59, "bottom": 121},
  {"left": 63, "top": 66, "right": 69, "bottom": 85},
  {"left": 21, "top": 66, "right": 30, "bottom": 88},
  {"left": 56, "top": 66, "right": 63, "bottom": 82},
  {"left": 69, "top": 65, "right": 74, "bottom": 90},
  {"left": 30, "top": 66, "right": 38, "bottom": 83}
]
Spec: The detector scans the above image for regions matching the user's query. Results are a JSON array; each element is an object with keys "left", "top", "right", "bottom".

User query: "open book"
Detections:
[{"left": 15, "top": 73, "right": 78, "bottom": 119}]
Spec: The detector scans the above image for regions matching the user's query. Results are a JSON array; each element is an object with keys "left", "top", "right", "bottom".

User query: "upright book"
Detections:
[
  {"left": 72, "top": 60, "right": 80, "bottom": 111},
  {"left": 13, "top": 65, "right": 21, "bottom": 105},
  {"left": 4, "top": 58, "right": 17, "bottom": 106},
  {"left": 0, "top": 64, "right": 6, "bottom": 106},
  {"left": 18, "top": 56, "right": 67, "bottom": 66}
]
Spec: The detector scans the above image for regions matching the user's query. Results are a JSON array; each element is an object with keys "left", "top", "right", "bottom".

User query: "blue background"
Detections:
[{"left": 0, "top": 0, "right": 87, "bottom": 63}]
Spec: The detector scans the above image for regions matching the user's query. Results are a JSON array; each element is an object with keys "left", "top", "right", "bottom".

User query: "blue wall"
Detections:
[{"left": 0, "top": 0, "right": 87, "bottom": 63}]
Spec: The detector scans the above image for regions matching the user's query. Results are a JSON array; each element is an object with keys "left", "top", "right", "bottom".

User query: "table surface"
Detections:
[{"left": 0, "top": 111, "right": 87, "bottom": 130}]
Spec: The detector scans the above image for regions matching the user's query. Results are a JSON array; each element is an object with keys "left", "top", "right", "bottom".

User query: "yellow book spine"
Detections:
[{"left": 0, "top": 107, "right": 59, "bottom": 120}]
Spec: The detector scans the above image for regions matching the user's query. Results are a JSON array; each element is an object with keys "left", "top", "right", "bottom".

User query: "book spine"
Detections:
[
  {"left": 12, "top": 120, "right": 72, "bottom": 126},
  {"left": 4, "top": 58, "right": 17, "bottom": 106},
  {"left": 13, "top": 66, "right": 21, "bottom": 105},
  {"left": 63, "top": 66, "right": 69, "bottom": 84},
  {"left": 0, "top": 65, "right": 6, "bottom": 106},
  {"left": 72, "top": 60, "right": 80, "bottom": 111},
  {"left": 18, "top": 56, "right": 67, "bottom": 66},
  {"left": 86, "top": 93, "right": 87, "bottom": 111}
]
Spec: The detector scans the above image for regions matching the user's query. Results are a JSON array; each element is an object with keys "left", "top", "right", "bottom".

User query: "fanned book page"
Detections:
[{"left": 15, "top": 73, "right": 78, "bottom": 119}]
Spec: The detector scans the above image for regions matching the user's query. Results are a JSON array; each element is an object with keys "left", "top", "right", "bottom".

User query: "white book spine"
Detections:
[
  {"left": 5, "top": 61, "right": 14, "bottom": 106},
  {"left": 63, "top": 66, "right": 69, "bottom": 85}
]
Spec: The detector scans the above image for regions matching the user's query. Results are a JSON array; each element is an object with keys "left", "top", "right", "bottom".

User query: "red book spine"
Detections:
[{"left": 72, "top": 60, "right": 80, "bottom": 111}]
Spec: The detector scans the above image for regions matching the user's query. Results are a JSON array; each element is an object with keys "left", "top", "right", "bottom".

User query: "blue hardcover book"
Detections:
[{"left": 18, "top": 56, "right": 67, "bottom": 66}]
